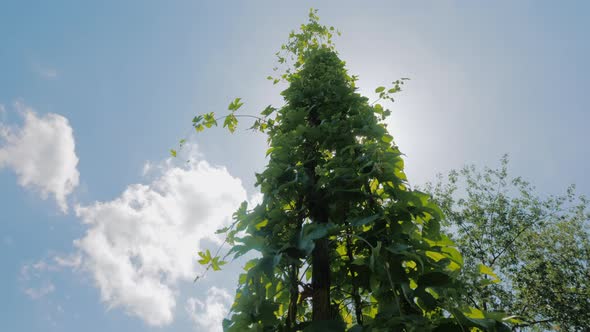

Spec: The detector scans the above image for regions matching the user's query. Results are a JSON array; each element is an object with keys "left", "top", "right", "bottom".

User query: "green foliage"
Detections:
[
  {"left": 425, "top": 155, "right": 590, "bottom": 331},
  {"left": 197, "top": 249, "right": 227, "bottom": 271},
  {"left": 185, "top": 9, "right": 512, "bottom": 332}
]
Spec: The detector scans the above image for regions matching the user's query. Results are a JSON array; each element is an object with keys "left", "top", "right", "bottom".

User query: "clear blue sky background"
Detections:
[{"left": 1, "top": 1, "right": 589, "bottom": 331}]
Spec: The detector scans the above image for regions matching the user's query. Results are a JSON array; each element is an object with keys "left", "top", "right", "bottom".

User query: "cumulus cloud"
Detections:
[
  {"left": 186, "top": 287, "right": 233, "bottom": 332},
  {"left": 73, "top": 157, "right": 247, "bottom": 326},
  {"left": 0, "top": 103, "right": 79, "bottom": 212}
]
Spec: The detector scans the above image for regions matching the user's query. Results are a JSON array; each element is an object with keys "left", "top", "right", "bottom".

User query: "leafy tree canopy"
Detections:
[
  {"left": 179, "top": 9, "right": 514, "bottom": 332},
  {"left": 425, "top": 155, "right": 590, "bottom": 331}
]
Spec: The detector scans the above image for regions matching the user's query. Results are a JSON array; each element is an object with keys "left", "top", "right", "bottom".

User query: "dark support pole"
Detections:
[{"left": 312, "top": 236, "right": 331, "bottom": 320}]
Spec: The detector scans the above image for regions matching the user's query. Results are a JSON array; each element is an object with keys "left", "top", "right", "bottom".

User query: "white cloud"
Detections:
[
  {"left": 53, "top": 253, "right": 82, "bottom": 268},
  {"left": 0, "top": 103, "right": 79, "bottom": 212},
  {"left": 141, "top": 161, "right": 153, "bottom": 176},
  {"left": 20, "top": 260, "right": 53, "bottom": 283},
  {"left": 19, "top": 259, "right": 61, "bottom": 300},
  {"left": 20, "top": 255, "right": 80, "bottom": 281},
  {"left": 186, "top": 287, "right": 233, "bottom": 332},
  {"left": 73, "top": 157, "right": 247, "bottom": 326},
  {"left": 24, "top": 282, "right": 56, "bottom": 300}
]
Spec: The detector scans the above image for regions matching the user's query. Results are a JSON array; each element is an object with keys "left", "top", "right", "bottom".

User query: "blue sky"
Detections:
[{"left": 1, "top": 1, "right": 589, "bottom": 331}]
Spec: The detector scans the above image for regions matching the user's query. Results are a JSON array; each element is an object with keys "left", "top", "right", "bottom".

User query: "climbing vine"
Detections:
[{"left": 179, "top": 9, "right": 515, "bottom": 332}]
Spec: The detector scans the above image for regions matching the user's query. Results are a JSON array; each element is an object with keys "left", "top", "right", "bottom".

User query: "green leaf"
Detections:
[
  {"left": 375, "top": 86, "right": 385, "bottom": 93},
  {"left": 374, "top": 103, "right": 384, "bottom": 115},
  {"left": 261, "top": 105, "right": 276, "bottom": 116},
  {"left": 478, "top": 264, "right": 500, "bottom": 283},
  {"left": 223, "top": 114, "right": 238, "bottom": 133},
  {"left": 211, "top": 258, "right": 220, "bottom": 271},
  {"left": 243, "top": 258, "right": 258, "bottom": 271},
  {"left": 418, "top": 272, "right": 452, "bottom": 287},
  {"left": 215, "top": 226, "right": 229, "bottom": 234},
  {"left": 298, "top": 223, "right": 337, "bottom": 254},
  {"left": 369, "top": 241, "right": 382, "bottom": 272},
  {"left": 460, "top": 307, "right": 498, "bottom": 330},
  {"left": 381, "top": 135, "right": 393, "bottom": 143},
  {"left": 203, "top": 112, "right": 218, "bottom": 128},
  {"left": 388, "top": 87, "right": 399, "bottom": 93},
  {"left": 441, "top": 246, "right": 463, "bottom": 266},
  {"left": 228, "top": 97, "right": 244, "bottom": 111},
  {"left": 255, "top": 219, "right": 268, "bottom": 230},
  {"left": 350, "top": 214, "right": 380, "bottom": 227},
  {"left": 197, "top": 250, "right": 211, "bottom": 265},
  {"left": 257, "top": 300, "right": 280, "bottom": 324},
  {"left": 210, "top": 257, "right": 226, "bottom": 271},
  {"left": 425, "top": 251, "right": 446, "bottom": 262},
  {"left": 415, "top": 286, "right": 438, "bottom": 310},
  {"left": 170, "top": 149, "right": 177, "bottom": 157},
  {"left": 258, "top": 253, "right": 282, "bottom": 279}
]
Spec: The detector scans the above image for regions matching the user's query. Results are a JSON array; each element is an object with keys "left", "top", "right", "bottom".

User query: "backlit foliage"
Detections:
[{"left": 183, "top": 9, "right": 513, "bottom": 332}]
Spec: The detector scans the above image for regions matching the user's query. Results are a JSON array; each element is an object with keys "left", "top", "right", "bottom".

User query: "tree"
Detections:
[
  {"left": 184, "top": 9, "right": 512, "bottom": 331},
  {"left": 424, "top": 155, "right": 590, "bottom": 331}
]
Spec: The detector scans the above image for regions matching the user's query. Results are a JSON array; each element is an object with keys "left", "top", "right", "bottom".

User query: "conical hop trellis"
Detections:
[{"left": 180, "top": 9, "right": 514, "bottom": 332}]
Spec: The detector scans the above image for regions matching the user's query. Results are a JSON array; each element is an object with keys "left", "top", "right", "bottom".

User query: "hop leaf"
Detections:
[
  {"left": 228, "top": 98, "right": 244, "bottom": 111},
  {"left": 223, "top": 114, "right": 238, "bottom": 133}
]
